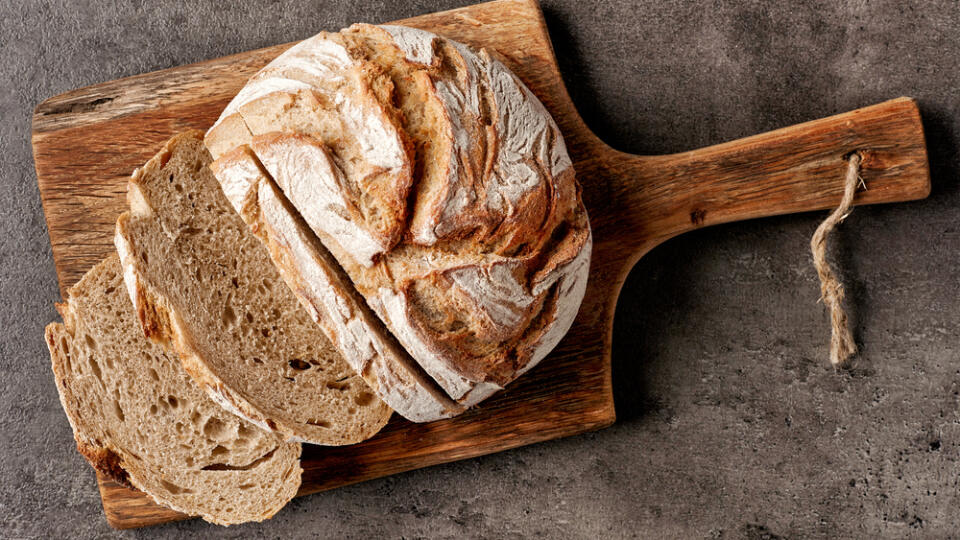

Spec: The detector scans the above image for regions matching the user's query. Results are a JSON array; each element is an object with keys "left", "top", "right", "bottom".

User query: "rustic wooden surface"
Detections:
[{"left": 32, "top": 0, "right": 930, "bottom": 530}]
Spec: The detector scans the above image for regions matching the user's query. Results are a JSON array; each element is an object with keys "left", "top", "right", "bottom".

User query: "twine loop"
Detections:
[{"left": 810, "top": 153, "right": 863, "bottom": 367}]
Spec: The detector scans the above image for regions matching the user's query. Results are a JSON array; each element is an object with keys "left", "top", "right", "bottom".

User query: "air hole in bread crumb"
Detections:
[
  {"left": 160, "top": 478, "right": 192, "bottom": 495},
  {"left": 245, "top": 312, "right": 254, "bottom": 323},
  {"left": 261, "top": 328, "right": 270, "bottom": 338},
  {"left": 210, "top": 445, "right": 228, "bottom": 458},
  {"left": 237, "top": 424, "right": 253, "bottom": 443},
  {"left": 204, "top": 417, "right": 230, "bottom": 440},
  {"left": 84, "top": 334, "right": 96, "bottom": 350},
  {"left": 326, "top": 381, "right": 348, "bottom": 391},
  {"left": 251, "top": 357, "right": 263, "bottom": 365},
  {"left": 59, "top": 337, "right": 72, "bottom": 371},
  {"left": 113, "top": 401, "right": 125, "bottom": 422},
  {"left": 148, "top": 368, "right": 159, "bottom": 381},
  {"left": 88, "top": 357, "right": 103, "bottom": 383},
  {"left": 167, "top": 395, "right": 179, "bottom": 409},
  {"left": 149, "top": 404, "right": 158, "bottom": 415},
  {"left": 288, "top": 359, "right": 310, "bottom": 371},
  {"left": 238, "top": 483, "right": 254, "bottom": 490},
  {"left": 354, "top": 392, "right": 374, "bottom": 407},
  {"left": 222, "top": 302, "right": 236, "bottom": 327},
  {"left": 306, "top": 419, "right": 330, "bottom": 428}
]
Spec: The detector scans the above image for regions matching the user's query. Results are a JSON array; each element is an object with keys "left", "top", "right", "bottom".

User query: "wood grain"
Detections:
[{"left": 32, "top": 0, "right": 930, "bottom": 529}]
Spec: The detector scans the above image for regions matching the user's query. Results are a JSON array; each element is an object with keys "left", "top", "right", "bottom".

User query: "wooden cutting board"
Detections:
[{"left": 32, "top": 0, "right": 930, "bottom": 529}]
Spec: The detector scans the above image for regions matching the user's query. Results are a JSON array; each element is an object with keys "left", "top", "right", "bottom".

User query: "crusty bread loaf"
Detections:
[
  {"left": 45, "top": 256, "right": 301, "bottom": 525},
  {"left": 205, "top": 25, "right": 591, "bottom": 417},
  {"left": 114, "top": 131, "right": 393, "bottom": 443}
]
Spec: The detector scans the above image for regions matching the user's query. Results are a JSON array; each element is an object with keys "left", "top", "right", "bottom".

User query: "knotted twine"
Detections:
[{"left": 810, "top": 153, "right": 863, "bottom": 368}]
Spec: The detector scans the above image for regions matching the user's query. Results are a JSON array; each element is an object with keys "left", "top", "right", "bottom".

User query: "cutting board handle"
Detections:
[{"left": 586, "top": 97, "right": 930, "bottom": 262}]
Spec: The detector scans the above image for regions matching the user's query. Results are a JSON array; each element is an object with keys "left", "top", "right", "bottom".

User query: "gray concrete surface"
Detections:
[{"left": 2, "top": 0, "right": 959, "bottom": 538}]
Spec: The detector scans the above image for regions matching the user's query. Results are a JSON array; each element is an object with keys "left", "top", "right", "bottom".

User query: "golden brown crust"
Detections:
[
  {"left": 132, "top": 270, "right": 175, "bottom": 345},
  {"left": 76, "top": 441, "right": 132, "bottom": 489}
]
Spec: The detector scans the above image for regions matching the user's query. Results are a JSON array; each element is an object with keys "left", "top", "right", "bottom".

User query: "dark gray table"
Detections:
[{"left": 3, "top": 1, "right": 958, "bottom": 538}]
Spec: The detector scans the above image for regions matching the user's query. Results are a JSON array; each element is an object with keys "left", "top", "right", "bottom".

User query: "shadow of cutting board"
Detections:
[{"left": 32, "top": 0, "right": 929, "bottom": 529}]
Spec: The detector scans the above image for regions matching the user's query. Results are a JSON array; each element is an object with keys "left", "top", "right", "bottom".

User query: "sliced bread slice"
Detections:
[
  {"left": 46, "top": 255, "right": 301, "bottom": 525},
  {"left": 114, "top": 130, "right": 392, "bottom": 444}
]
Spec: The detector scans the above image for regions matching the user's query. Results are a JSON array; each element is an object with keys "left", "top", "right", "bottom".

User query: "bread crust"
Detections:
[{"left": 75, "top": 441, "right": 133, "bottom": 489}]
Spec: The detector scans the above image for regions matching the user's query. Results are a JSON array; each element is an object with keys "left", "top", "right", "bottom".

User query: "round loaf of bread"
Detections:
[{"left": 205, "top": 24, "right": 591, "bottom": 420}]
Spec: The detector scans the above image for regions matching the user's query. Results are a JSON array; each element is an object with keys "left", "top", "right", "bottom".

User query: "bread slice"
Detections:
[
  {"left": 114, "top": 130, "right": 392, "bottom": 444},
  {"left": 45, "top": 256, "right": 301, "bottom": 525}
]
